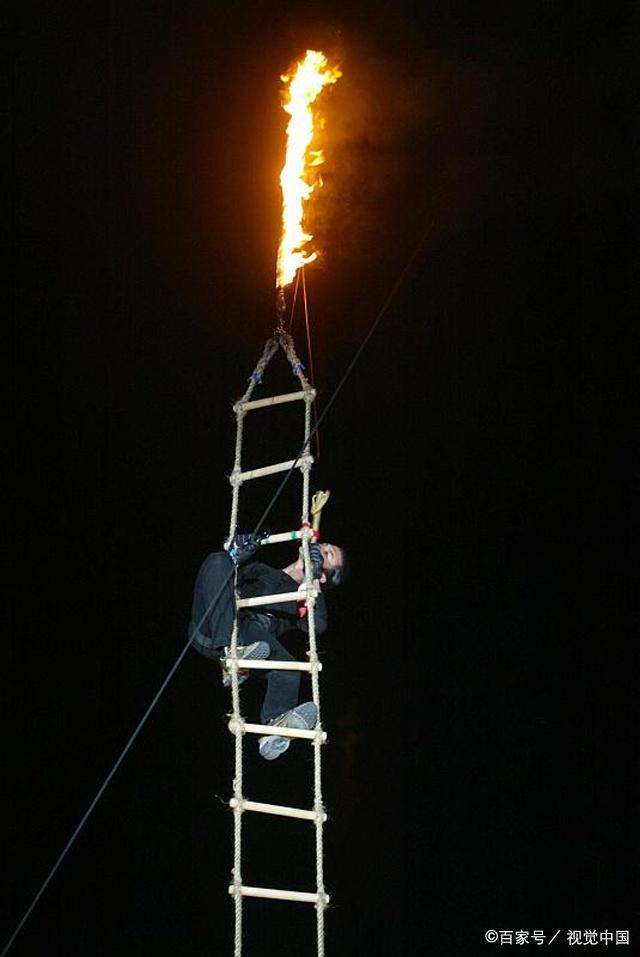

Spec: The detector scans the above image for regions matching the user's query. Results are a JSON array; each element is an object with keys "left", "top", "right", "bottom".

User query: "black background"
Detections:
[{"left": 8, "top": 2, "right": 637, "bottom": 955}]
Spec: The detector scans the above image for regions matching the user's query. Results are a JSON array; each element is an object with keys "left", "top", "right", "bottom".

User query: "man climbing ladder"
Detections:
[
  {"left": 189, "top": 534, "right": 347, "bottom": 759},
  {"left": 188, "top": 328, "right": 342, "bottom": 957}
]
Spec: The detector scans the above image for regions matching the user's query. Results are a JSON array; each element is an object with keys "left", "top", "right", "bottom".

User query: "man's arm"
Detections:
[{"left": 239, "top": 562, "right": 328, "bottom": 634}]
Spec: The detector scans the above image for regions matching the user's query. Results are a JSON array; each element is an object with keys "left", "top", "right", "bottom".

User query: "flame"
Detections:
[{"left": 276, "top": 50, "right": 341, "bottom": 291}]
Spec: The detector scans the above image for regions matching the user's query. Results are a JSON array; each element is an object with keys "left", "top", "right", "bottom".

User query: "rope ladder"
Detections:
[{"left": 224, "top": 330, "right": 329, "bottom": 957}]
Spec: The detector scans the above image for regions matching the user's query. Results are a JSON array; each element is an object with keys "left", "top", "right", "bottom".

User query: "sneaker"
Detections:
[
  {"left": 221, "top": 641, "right": 270, "bottom": 687},
  {"left": 258, "top": 702, "right": 318, "bottom": 761}
]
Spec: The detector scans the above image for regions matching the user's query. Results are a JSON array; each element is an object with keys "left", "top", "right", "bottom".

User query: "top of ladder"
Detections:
[{"left": 234, "top": 331, "right": 313, "bottom": 412}]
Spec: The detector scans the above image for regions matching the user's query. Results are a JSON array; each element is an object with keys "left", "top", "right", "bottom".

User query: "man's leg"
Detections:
[
  {"left": 189, "top": 552, "right": 236, "bottom": 658},
  {"left": 258, "top": 633, "right": 301, "bottom": 724}
]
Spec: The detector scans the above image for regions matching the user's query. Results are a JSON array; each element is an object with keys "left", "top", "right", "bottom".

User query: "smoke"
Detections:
[{"left": 305, "top": 39, "right": 498, "bottom": 273}]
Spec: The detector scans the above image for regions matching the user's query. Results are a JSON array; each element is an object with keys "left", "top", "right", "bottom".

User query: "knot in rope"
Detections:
[
  {"left": 315, "top": 893, "right": 330, "bottom": 912},
  {"left": 300, "top": 523, "right": 314, "bottom": 542}
]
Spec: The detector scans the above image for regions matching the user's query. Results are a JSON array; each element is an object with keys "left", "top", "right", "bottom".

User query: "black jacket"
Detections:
[{"left": 189, "top": 552, "right": 328, "bottom": 658}]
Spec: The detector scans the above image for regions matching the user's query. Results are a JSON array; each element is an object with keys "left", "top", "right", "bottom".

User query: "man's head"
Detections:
[
  {"left": 317, "top": 542, "right": 348, "bottom": 589},
  {"left": 284, "top": 541, "right": 349, "bottom": 587}
]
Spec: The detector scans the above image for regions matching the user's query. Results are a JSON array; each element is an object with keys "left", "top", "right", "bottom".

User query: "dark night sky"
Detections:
[{"left": 8, "top": 2, "right": 637, "bottom": 955}]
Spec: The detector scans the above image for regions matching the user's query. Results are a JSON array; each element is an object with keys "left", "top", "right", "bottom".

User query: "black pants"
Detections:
[
  {"left": 237, "top": 616, "right": 301, "bottom": 724},
  {"left": 189, "top": 553, "right": 300, "bottom": 722}
]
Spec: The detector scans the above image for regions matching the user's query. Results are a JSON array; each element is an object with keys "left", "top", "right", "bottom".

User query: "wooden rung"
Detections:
[
  {"left": 222, "top": 658, "right": 321, "bottom": 672},
  {"left": 236, "top": 589, "right": 315, "bottom": 608},
  {"left": 231, "top": 721, "right": 327, "bottom": 742},
  {"left": 229, "top": 885, "right": 330, "bottom": 905},
  {"left": 236, "top": 457, "right": 312, "bottom": 482},
  {"left": 260, "top": 530, "right": 308, "bottom": 545},
  {"left": 236, "top": 389, "right": 315, "bottom": 412},
  {"left": 230, "top": 798, "right": 327, "bottom": 822}
]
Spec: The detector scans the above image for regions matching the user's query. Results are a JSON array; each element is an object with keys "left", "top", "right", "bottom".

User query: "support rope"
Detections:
[
  {"left": 287, "top": 270, "right": 301, "bottom": 335},
  {"left": 301, "top": 269, "right": 321, "bottom": 459}
]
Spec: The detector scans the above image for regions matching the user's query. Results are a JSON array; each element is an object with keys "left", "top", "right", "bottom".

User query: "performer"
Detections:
[{"left": 189, "top": 535, "right": 347, "bottom": 759}]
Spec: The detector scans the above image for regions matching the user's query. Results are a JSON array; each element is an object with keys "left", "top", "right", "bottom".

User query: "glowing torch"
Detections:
[{"left": 276, "top": 50, "right": 341, "bottom": 319}]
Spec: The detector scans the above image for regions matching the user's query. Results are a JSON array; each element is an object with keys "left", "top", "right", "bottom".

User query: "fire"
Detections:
[{"left": 276, "top": 50, "right": 341, "bottom": 292}]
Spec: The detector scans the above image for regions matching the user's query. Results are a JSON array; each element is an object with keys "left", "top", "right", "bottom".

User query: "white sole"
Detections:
[{"left": 259, "top": 735, "right": 291, "bottom": 760}]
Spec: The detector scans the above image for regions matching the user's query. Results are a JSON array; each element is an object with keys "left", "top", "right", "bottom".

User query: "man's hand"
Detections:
[
  {"left": 228, "top": 532, "right": 261, "bottom": 566},
  {"left": 308, "top": 542, "right": 324, "bottom": 580}
]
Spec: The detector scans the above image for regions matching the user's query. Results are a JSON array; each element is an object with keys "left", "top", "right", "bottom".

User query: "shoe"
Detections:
[
  {"left": 258, "top": 702, "right": 318, "bottom": 761},
  {"left": 221, "top": 641, "right": 270, "bottom": 687}
]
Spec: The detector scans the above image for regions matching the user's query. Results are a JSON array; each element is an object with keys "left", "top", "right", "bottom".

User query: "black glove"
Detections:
[
  {"left": 308, "top": 542, "right": 324, "bottom": 580},
  {"left": 228, "top": 532, "right": 262, "bottom": 566}
]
